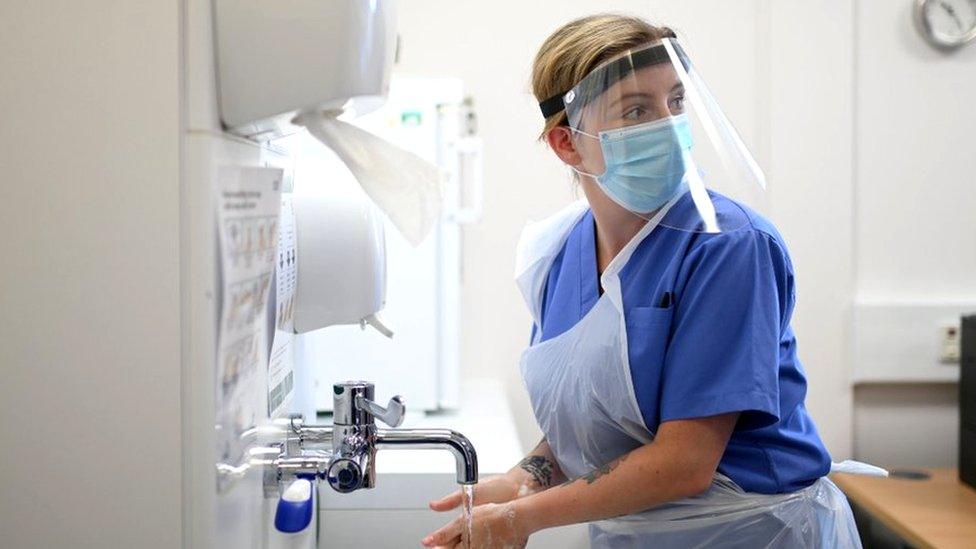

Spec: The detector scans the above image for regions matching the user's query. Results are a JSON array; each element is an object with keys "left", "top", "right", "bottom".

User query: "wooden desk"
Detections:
[{"left": 831, "top": 468, "right": 976, "bottom": 549}]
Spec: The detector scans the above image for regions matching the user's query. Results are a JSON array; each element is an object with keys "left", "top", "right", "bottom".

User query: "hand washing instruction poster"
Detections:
[
  {"left": 268, "top": 192, "right": 296, "bottom": 418},
  {"left": 215, "top": 165, "right": 282, "bottom": 470}
]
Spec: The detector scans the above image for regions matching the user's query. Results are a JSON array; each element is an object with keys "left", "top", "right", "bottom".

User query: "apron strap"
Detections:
[{"left": 514, "top": 201, "right": 589, "bottom": 325}]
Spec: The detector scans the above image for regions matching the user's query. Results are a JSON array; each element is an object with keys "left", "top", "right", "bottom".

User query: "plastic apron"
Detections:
[{"left": 516, "top": 201, "right": 871, "bottom": 548}]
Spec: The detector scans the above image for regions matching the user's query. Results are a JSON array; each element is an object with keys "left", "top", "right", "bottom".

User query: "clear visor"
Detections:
[{"left": 563, "top": 38, "right": 766, "bottom": 233}]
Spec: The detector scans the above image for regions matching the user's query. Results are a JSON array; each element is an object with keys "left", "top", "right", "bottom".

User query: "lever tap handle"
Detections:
[
  {"left": 288, "top": 412, "right": 304, "bottom": 432},
  {"left": 355, "top": 395, "right": 405, "bottom": 427}
]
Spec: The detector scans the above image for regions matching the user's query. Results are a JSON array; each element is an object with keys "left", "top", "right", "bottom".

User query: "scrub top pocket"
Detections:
[{"left": 625, "top": 303, "right": 674, "bottom": 370}]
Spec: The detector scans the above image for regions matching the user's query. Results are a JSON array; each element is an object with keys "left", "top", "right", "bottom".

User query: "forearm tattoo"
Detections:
[
  {"left": 561, "top": 454, "right": 628, "bottom": 488},
  {"left": 518, "top": 455, "right": 556, "bottom": 488}
]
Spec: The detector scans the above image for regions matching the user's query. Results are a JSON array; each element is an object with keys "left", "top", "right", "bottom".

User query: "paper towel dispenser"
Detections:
[
  {"left": 292, "top": 192, "right": 390, "bottom": 336},
  {"left": 213, "top": 0, "right": 398, "bottom": 139}
]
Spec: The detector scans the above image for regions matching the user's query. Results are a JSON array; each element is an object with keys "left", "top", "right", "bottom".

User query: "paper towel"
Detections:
[{"left": 293, "top": 109, "right": 442, "bottom": 247}]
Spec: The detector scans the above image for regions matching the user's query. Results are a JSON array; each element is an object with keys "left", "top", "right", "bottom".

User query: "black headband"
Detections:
[
  {"left": 539, "top": 94, "right": 567, "bottom": 119},
  {"left": 537, "top": 43, "right": 689, "bottom": 119}
]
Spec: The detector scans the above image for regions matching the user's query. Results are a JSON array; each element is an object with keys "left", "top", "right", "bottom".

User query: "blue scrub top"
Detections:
[{"left": 534, "top": 192, "right": 831, "bottom": 494}]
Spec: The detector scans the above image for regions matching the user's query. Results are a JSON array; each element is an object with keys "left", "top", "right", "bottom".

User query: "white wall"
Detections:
[
  {"left": 855, "top": 0, "right": 976, "bottom": 301},
  {"left": 0, "top": 2, "right": 183, "bottom": 548},
  {"left": 851, "top": 0, "right": 976, "bottom": 467},
  {"left": 395, "top": 0, "right": 859, "bottom": 457}
]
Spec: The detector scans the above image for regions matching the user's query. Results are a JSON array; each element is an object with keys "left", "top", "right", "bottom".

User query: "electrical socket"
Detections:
[{"left": 939, "top": 323, "right": 961, "bottom": 364}]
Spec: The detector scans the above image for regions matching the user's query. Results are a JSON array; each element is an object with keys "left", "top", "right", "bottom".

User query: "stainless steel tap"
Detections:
[
  {"left": 326, "top": 381, "right": 478, "bottom": 492},
  {"left": 254, "top": 381, "right": 478, "bottom": 495}
]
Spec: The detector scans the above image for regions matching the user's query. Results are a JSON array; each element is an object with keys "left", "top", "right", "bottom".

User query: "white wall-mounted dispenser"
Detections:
[
  {"left": 292, "top": 192, "right": 391, "bottom": 336},
  {"left": 213, "top": 0, "right": 398, "bottom": 139},
  {"left": 214, "top": 0, "right": 436, "bottom": 332},
  {"left": 213, "top": 0, "right": 441, "bottom": 246}
]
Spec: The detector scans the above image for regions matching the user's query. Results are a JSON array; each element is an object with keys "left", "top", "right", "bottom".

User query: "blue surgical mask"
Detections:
[{"left": 585, "top": 114, "right": 694, "bottom": 215}]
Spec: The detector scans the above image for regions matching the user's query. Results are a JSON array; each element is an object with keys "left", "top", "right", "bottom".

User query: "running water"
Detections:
[{"left": 461, "top": 484, "right": 475, "bottom": 548}]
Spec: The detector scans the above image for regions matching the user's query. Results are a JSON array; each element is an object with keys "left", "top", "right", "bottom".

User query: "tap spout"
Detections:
[{"left": 376, "top": 428, "right": 478, "bottom": 485}]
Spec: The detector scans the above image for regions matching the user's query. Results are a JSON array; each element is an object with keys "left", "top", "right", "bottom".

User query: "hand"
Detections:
[
  {"left": 428, "top": 474, "right": 525, "bottom": 512},
  {"left": 422, "top": 502, "right": 529, "bottom": 548}
]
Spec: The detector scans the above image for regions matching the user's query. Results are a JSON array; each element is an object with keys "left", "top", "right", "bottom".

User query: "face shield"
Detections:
[{"left": 545, "top": 38, "right": 765, "bottom": 233}]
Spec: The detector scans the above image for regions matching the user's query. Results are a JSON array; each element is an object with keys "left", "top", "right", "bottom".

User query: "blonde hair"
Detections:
[{"left": 531, "top": 14, "right": 676, "bottom": 139}]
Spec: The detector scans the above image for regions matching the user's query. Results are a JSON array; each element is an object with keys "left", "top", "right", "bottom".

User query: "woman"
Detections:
[{"left": 423, "top": 14, "right": 870, "bottom": 548}]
